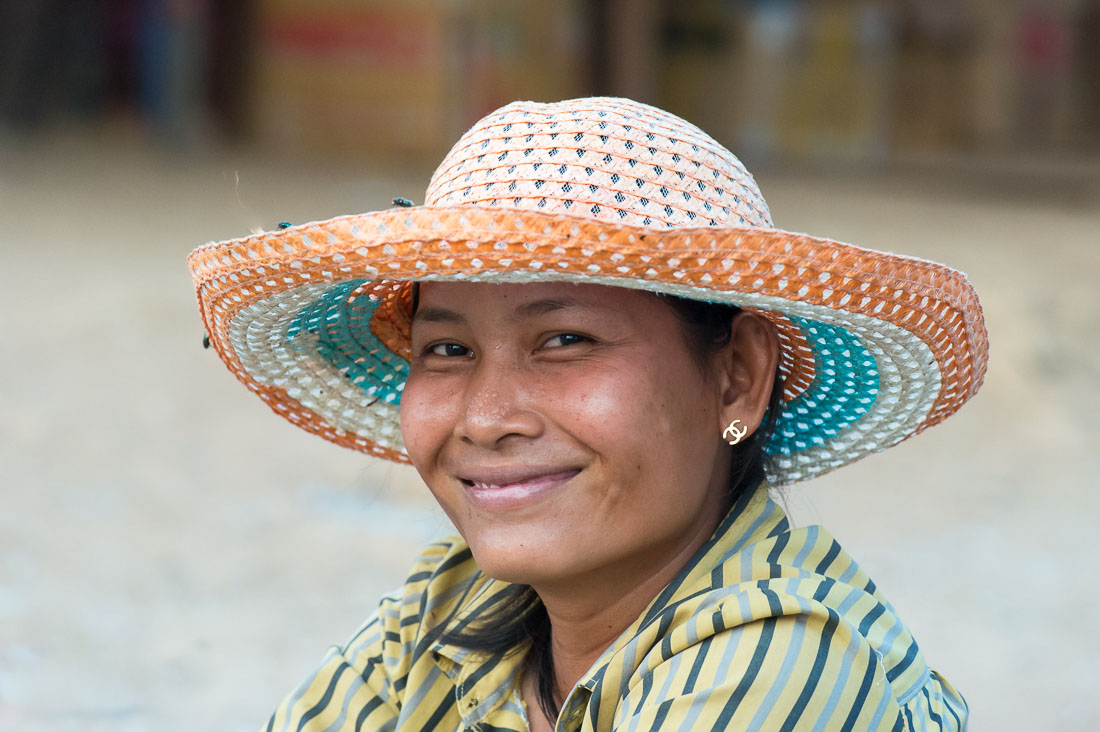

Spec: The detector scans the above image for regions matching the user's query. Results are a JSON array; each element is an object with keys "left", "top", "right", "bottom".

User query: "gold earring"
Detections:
[{"left": 723, "top": 419, "right": 748, "bottom": 446}]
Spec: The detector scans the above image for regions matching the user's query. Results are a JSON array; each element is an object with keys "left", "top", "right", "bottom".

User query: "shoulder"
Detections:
[
  {"left": 264, "top": 537, "right": 480, "bottom": 731},
  {"left": 722, "top": 521, "right": 933, "bottom": 697},
  {"left": 611, "top": 594, "right": 967, "bottom": 732},
  {"left": 600, "top": 518, "right": 967, "bottom": 731},
  {"left": 386, "top": 534, "right": 480, "bottom": 610},
  {"left": 611, "top": 609, "right": 902, "bottom": 732},
  {"left": 393, "top": 534, "right": 478, "bottom": 591},
  {"left": 341, "top": 535, "right": 481, "bottom": 669}
]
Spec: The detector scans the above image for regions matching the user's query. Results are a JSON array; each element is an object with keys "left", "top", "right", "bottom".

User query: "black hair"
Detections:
[{"left": 426, "top": 295, "right": 785, "bottom": 724}]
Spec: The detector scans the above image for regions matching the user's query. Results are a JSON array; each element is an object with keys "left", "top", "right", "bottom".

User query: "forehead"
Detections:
[{"left": 413, "top": 281, "right": 666, "bottom": 324}]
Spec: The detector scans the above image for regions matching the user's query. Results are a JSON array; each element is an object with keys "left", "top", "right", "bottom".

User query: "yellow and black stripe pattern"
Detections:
[{"left": 266, "top": 487, "right": 967, "bottom": 731}]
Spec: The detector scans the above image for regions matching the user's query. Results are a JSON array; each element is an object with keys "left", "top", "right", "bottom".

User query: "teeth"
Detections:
[{"left": 474, "top": 482, "right": 502, "bottom": 490}]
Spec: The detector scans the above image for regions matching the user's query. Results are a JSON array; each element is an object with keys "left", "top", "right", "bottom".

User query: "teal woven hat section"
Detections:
[
  {"left": 766, "top": 316, "right": 880, "bottom": 456},
  {"left": 285, "top": 280, "right": 408, "bottom": 408},
  {"left": 290, "top": 284, "right": 882, "bottom": 463}
]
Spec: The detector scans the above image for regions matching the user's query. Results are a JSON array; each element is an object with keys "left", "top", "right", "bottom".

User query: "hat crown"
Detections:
[{"left": 424, "top": 97, "right": 773, "bottom": 230}]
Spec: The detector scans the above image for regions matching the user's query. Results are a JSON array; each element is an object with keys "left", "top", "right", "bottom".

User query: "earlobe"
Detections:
[
  {"left": 722, "top": 419, "right": 748, "bottom": 445},
  {"left": 717, "top": 312, "right": 780, "bottom": 439}
]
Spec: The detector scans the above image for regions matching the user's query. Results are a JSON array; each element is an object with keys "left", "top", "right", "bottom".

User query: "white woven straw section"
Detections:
[
  {"left": 425, "top": 97, "right": 773, "bottom": 231},
  {"left": 228, "top": 283, "right": 406, "bottom": 454}
]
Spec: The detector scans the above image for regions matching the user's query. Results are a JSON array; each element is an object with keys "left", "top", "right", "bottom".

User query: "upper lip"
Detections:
[{"left": 455, "top": 466, "right": 580, "bottom": 486}]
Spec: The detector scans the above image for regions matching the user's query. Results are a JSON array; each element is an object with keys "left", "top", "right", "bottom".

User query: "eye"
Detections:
[
  {"left": 543, "top": 333, "right": 588, "bottom": 348},
  {"left": 426, "top": 342, "right": 473, "bottom": 358}
]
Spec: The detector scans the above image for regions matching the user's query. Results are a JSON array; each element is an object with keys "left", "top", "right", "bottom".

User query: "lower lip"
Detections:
[{"left": 464, "top": 470, "right": 580, "bottom": 511}]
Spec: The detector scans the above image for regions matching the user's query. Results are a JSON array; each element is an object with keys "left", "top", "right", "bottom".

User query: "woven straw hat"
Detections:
[{"left": 188, "top": 97, "right": 988, "bottom": 482}]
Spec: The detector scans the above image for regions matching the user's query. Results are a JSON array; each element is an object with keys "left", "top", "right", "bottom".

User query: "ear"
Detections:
[{"left": 715, "top": 312, "right": 780, "bottom": 440}]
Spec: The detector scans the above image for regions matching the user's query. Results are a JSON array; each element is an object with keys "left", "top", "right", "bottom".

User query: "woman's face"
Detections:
[{"left": 400, "top": 282, "right": 736, "bottom": 587}]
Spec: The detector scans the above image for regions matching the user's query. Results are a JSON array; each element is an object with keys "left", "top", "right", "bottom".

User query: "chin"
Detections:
[{"left": 464, "top": 528, "right": 579, "bottom": 585}]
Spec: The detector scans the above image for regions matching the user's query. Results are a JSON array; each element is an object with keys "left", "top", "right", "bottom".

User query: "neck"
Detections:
[{"left": 530, "top": 512, "right": 722, "bottom": 703}]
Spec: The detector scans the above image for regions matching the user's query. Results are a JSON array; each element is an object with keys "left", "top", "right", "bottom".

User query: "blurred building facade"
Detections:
[{"left": 2, "top": 0, "right": 1097, "bottom": 164}]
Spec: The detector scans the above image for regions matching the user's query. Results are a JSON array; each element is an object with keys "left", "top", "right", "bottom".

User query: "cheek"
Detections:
[
  {"left": 554, "top": 365, "right": 694, "bottom": 472},
  {"left": 594, "top": 364, "right": 703, "bottom": 430},
  {"left": 399, "top": 374, "right": 454, "bottom": 469},
  {"left": 596, "top": 367, "right": 716, "bottom": 489},
  {"left": 400, "top": 377, "right": 469, "bottom": 525},
  {"left": 550, "top": 369, "right": 637, "bottom": 434}
]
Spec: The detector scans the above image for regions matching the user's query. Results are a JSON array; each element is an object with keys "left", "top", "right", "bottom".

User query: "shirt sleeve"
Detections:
[
  {"left": 262, "top": 540, "right": 457, "bottom": 732},
  {"left": 612, "top": 611, "right": 903, "bottom": 732}
]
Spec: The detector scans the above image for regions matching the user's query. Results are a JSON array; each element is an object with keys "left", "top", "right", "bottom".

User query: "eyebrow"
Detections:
[
  {"left": 411, "top": 306, "right": 467, "bottom": 325},
  {"left": 514, "top": 297, "right": 584, "bottom": 318},
  {"left": 411, "top": 297, "right": 587, "bottom": 325}
]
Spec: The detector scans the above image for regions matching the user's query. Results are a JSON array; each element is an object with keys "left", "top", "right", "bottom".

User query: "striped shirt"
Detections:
[{"left": 266, "top": 486, "right": 967, "bottom": 731}]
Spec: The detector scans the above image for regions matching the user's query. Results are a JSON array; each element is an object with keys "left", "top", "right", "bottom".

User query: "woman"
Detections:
[{"left": 189, "top": 98, "right": 985, "bottom": 731}]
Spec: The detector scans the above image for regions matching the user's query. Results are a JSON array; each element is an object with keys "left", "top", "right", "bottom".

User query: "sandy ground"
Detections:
[{"left": 2, "top": 130, "right": 1098, "bottom": 731}]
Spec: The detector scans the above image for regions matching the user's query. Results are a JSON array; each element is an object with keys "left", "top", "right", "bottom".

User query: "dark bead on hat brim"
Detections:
[
  {"left": 277, "top": 221, "right": 292, "bottom": 229},
  {"left": 392, "top": 197, "right": 414, "bottom": 207},
  {"left": 202, "top": 333, "right": 211, "bottom": 349}
]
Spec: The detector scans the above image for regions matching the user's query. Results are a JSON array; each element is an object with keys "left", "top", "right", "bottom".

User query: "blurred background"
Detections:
[
  {"left": 1, "top": 0, "right": 1098, "bottom": 730},
  {"left": 4, "top": 0, "right": 1100, "bottom": 163}
]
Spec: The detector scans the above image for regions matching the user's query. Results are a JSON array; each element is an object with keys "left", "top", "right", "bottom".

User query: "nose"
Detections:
[{"left": 454, "top": 354, "right": 543, "bottom": 448}]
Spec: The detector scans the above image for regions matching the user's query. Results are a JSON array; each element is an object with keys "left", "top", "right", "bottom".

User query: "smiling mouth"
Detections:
[
  {"left": 459, "top": 469, "right": 580, "bottom": 490},
  {"left": 456, "top": 469, "right": 581, "bottom": 509}
]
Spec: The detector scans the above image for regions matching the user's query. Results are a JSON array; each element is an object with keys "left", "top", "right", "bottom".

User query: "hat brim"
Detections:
[{"left": 188, "top": 205, "right": 987, "bottom": 482}]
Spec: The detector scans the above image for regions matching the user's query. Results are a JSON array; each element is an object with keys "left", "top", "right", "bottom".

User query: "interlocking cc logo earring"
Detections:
[{"left": 723, "top": 419, "right": 748, "bottom": 446}]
